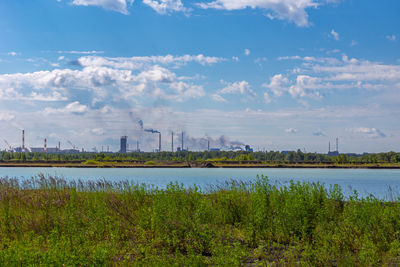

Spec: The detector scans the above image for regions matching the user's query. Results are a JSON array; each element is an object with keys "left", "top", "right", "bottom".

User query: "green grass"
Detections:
[{"left": 0, "top": 175, "right": 399, "bottom": 265}]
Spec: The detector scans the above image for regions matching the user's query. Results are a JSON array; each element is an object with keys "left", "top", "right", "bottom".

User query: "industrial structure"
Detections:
[
  {"left": 120, "top": 136, "right": 127, "bottom": 153},
  {"left": 328, "top": 137, "right": 339, "bottom": 156}
]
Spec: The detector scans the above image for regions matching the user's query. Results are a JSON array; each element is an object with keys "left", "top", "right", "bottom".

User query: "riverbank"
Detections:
[
  {"left": 0, "top": 160, "right": 399, "bottom": 168},
  {"left": 0, "top": 176, "right": 399, "bottom": 265}
]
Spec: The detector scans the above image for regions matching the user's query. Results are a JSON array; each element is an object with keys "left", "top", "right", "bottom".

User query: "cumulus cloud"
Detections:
[
  {"left": 330, "top": 29, "right": 339, "bottom": 40},
  {"left": 266, "top": 54, "right": 400, "bottom": 100},
  {"left": 142, "top": 0, "right": 190, "bottom": 14},
  {"left": 43, "top": 101, "right": 89, "bottom": 115},
  {"left": 348, "top": 127, "right": 386, "bottom": 138},
  {"left": 71, "top": 0, "right": 134, "bottom": 15},
  {"left": 244, "top": 49, "right": 251, "bottom": 56},
  {"left": 77, "top": 54, "right": 224, "bottom": 69},
  {"left": 263, "top": 74, "right": 289, "bottom": 97},
  {"left": 285, "top": 128, "right": 298, "bottom": 133},
  {"left": 196, "top": 0, "right": 321, "bottom": 27},
  {"left": 219, "top": 80, "right": 256, "bottom": 99},
  {"left": 211, "top": 93, "right": 228, "bottom": 103},
  {"left": 0, "top": 54, "right": 210, "bottom": 103}
]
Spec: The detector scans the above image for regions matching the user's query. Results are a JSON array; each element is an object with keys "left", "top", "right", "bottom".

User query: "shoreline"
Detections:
[{"left": 0, "top": 162, "right": 399, "bottom": 169}]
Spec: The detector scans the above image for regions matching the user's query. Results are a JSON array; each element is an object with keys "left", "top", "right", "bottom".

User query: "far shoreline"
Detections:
[{"left": 0, "top": 162, "right": 399, "bottom": 169}]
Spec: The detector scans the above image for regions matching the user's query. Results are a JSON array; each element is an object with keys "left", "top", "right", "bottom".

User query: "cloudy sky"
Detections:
[{"left": 0, "top": 0, "right": 399, "bottom": 153}]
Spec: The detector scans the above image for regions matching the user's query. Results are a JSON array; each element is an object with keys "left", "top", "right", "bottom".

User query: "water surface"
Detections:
[{"left": 1, "top": 167, "right": 399, "bottom": 199}]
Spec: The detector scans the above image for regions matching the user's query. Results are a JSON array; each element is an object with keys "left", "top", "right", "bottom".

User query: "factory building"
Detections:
[{"left": 120, "top": 136, "right": 127, "bottom": 153}]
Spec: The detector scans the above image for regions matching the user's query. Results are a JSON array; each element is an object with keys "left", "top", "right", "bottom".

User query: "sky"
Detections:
[{"left": 0, "top": 0, "right": 399, "bottom": 153}]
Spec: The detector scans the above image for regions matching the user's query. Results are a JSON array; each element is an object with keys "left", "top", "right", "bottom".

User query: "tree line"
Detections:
[{"left": 0, "top": 150, "right": 399, "bottom": 164}]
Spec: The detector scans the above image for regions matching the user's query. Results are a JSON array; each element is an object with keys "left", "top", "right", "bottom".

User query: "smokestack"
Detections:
[
  {"left": 22, "top": 130, "right": 25, "bottom": 151},
  {"left": 58, "top": 141, "right": 61, "bottom": 151},
  {"left": 171, "top": 132, "right": 174, "bottom": 152},
  {"left": 336, "top": 137, "right": 339, "bottom": 153},
  {"left": 137, "top": 140, "right": 139, "bottom": 152},
  {"left": 328, "top": 141, "right": 330, "bottom": 153},
  {"left": 159, "top": 132, "right": 161, "bottom": 152},
  {"left": 44, "top": 138, "right": 47, "bottom": 153},
  {"left": 182, "top": 132, "right": 184, "bottom": 151},
  {"left": 208, "top": 139, "right": 210, "bottom": 151}
]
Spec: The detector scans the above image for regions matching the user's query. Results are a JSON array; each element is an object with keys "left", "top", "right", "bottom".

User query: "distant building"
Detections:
[
  {"left": 30, "top": 147, "right": 60, "bottom": 153},
  {"left": 61, "top": 149, "right": 80, "bottom": 154},
  {"left": 328, "top": 151, "right": 339, "bottom": 156},
  {"left": 210, "top": 148, "right": 220, "bottom": 152},
  {"left": 30, "top": 147, "right": 44, "bottom": 153},
  {"left": 245, "top": 145, "right": 253, "bottom": 152},
  {"left": 120, "top": 136, "right": 127, "bottom": 153}
]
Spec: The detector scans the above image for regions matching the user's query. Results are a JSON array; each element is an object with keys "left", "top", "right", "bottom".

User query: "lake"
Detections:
[{"left": 0, "top": 167, "right": 400, "bottom": 199}]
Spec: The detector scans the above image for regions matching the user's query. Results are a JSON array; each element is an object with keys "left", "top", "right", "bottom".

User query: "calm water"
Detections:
[{"left": 1, "top": 167, "right": 400, "bottom": 199}]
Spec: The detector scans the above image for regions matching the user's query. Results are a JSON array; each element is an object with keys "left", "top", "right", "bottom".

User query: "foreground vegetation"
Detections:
[{"left": 1, "top": 176, "right": 400, "bottom": 265}]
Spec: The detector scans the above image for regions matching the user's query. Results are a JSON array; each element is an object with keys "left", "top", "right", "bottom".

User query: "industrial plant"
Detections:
[
  {"left": 4, "top": 129, "right": 344, "bottom": 155},
  {"left": 2, "top": 129, "right": 256, "bottom": 154}
]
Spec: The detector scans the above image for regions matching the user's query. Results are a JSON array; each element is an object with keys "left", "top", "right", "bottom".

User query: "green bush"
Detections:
[{"left": 0, "top": 175, "right": 399, "bottom": 265}]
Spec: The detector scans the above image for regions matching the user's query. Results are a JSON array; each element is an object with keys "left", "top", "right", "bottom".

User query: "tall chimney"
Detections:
[
  {"left": 336, "top": 137, "right": 339, "bottom": 153},
  {"left": 58, "top": 141, "right": 61, "bottom": 151},
  {"left": 159, "top": 132, "right": 161, "bottom": 152},
  {"left": 328, "top": 141, "right": 330, "bottom": 153},
  {"left": 171, "top": 132, "right": 174, "bottom": 152},
  {"left": 22, "top": 130, "right": 25, "bottom": 151},
  {"left": 44, "top": 138, "right": 47, "bottom": 153},
  {"left": 137, "top": 140, "right": 139, "bottom": 152},
  {"left": 208, "top": 139, "right": 210, "bottom": 151},
  {"left": 181, "top": 132, "right": 184, "bottom": 151}
]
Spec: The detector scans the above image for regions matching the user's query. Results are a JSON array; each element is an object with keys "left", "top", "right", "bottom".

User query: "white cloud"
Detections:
[
  {"left": 57, "top": 50, "right": 104, "bottom": 54},
  {"left": 0, "top": 112, "right": 15, "bottom": 121},
  {"left": 58, "top": 56, "right": 65, "bottom": 61},
  {"left": 268, "top": 54, "right": 400, "bottom": 99},
  {"left": 0, "top": 57, "right": 208, "bottom": 103},
  {"left": 350, "top": 40, "right": 358, "bottom": 47},
  {"left": 7, "top": 51, "right": 19, "bottom": 56},
  {"left": 219, "top": 80, "right": 256, "bottom": 99},
  {"left": 244, "top": 49, "right": 251, "bottom": 56},
  {"left": 263, "top": 74, "right": 290, "bottom": 97},
  {"left": 263, "top": 92, "right": 271, "bottom": 103},
  {"left": 91, "top": 128, "right": 104, "bottom": 135},
  {"left": 77, "top": 54, "right": 224, "bottom": 69},
  {"left": 71, "top": 0, "right": 134, "bottom": 15},
  {"left": 196, "top": 0, "right": 321, "bottom": 27},
  {"left": 232, "top": 56, "right": 239, "bottom": 62},
  {"left": 330, "top": 29, "right": 339, "bottom": 40},
  {"left": 211, "top": 93, "right": 228, "bottom": 103},
  {"left": 348, "top": 127, "right": 386, "bottom": 138},
  {"left": 386, "top": 34, "right": 396, "bottom": 41},
  {"left": 285, "top": 128, "right": 298, "bottom": 133},
  {"left": 142, "top": 0, "right": 190, "bottom": 14},
  {"left": 43, "top": 101, "right": 89, "bottom": 115}
]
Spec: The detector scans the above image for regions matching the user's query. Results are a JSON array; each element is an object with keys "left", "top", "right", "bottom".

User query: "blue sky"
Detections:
[{"left": 0, "top": 0, "right": 399, "bottom": 153}]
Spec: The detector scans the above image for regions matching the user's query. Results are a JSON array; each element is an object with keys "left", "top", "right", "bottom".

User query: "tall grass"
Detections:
[{"left": 0, "top": 174, "right": 399, "bottom": 265}]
